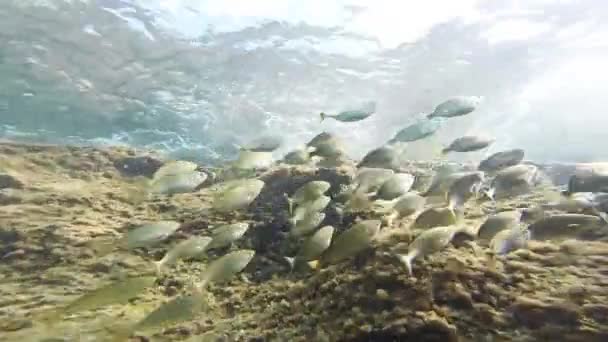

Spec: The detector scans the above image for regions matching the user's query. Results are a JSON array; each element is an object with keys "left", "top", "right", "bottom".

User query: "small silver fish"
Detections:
[
  {"left": 478, "top": 149, "right": 525, "bottom": 172},
  {"left": 290, "top": 195, "right": 331, "bottom": 226},
  {"left": 155, "top": 236, "right": 213, "bottom": 274},
  {"left": 284, "top": 225, "right": 335, "bottom": 270},
  {"left": 527, "top": 214, "right": 605, "bottom": 241},
  {"left": 36, "top": 276, "right": 156, "bottom": 324},
  {"left": 149, "top": 170, "right": 207, "bottom": 195},
  {"left": 285, "top": 181, "right": 331, "bottom": 214},
  {"left": 232, "top": 150, "right": 274, "bottom": 170},
  {"left": 427, "top": 96, "right": 482, "bottom": 118},
  {"left": 442, "top": 136, "right": 494, "bottom": 154},
  {"left": 489, "top": 226, "right": 530, "bottom": 255},
  {"left": 127, "top": 292, "right": 206, "bottom": 336},
  {"left": 388, "top": 118, "right": 444, "bottom": 144},
  {"left": 447, "top": 171, "right": 484, "bottom": 211},
  {"left": 321, "top": 220, "right": 381, "bottom": 265},
  {"left": 126, "top": 221, "right": 182, "bottom": 250},
  {"left": 207, "top": 222, "right": 250, "bottom": 250},
  {"left": 152, "top": 160, "right": 198, "bottom": 181},
  {"left": 282, "top": 149, "right": 310, "bottom": 165},
  {"left": 306, "top": 132, "right": 337, "bottom": 149},
  {"left": 357, "top": 146, "right": 400, "bottom": 170},
  {"left": 309, "top": 141, "right": 346, "bottom": 159},
  {"left": 477, "top": 211, "right": 521, "bottom": 244},
  {"left": 566, "top": 173, "right": 608, "bottom": 194},
  {"left": 198, "top": 249, "right": 256, "bottom": 289},
  {"left": 320, "top": 101, "right": 376, "bottom": 123},
  {"left": 422, "top": 171, "right": 473, "bottom": 198},
  {"left": 486, "top": 164, "right": 538, "bottom": 200},
  {"left": 396, "top": 225, "right": 460, "bottom": 275},
  {"left": 91, "top": 221, "right": 181, "bottom": 256},
  {"left": 241, "top": 135, "right": 283, "bottom": 152},
  {"left": 391, "top": 192, "right": 426, "bottom": 218},
  {"left": 414, "top": 207, "right": 458, "bottom": 229},
  {"left": 374, "top": 173, "right": 415, "bottom": 200},
  {"left": 212, "top": 179, "right": 265, "bottom": 212},
  {"left": 353, "top": 167, "right": 395, "bottom": 194},
  {"left": 290, "top": 211, "right": 326, "bottom": 237}
]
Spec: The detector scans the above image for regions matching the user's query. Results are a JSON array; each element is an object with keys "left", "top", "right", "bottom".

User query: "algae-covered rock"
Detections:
[
  {"left": 0, "top": 173, "right": 24, "bottom": 189},
  {"left": 1, "top": 142, "right": 608, "bottom": 342}
]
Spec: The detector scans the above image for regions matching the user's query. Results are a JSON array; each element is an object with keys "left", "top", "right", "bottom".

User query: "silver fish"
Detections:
[
  {"left": 290, "top": 211, "right": 326, "bottom": 237},
  {"left": 321, "top": 220, "right": 381, "bottom": 265},
  {"left": 357, "top": 146, "right": 401, "bottom": 170},
  {"left": 566, "top": 173, "right": 608, "bottom": 194},
  {"left": 388, "top": 118, "right": 444, "bottom": 144},
  {"left": 374, "top": 173, "right": 415, "bottom": 201},
  {"left": 282, "top": 149, "right": 310, "bottom": 165},
  {"left": 486, "top": 164, "right": 538, "bottom": 200},
  {"left": 306, "top": 132, "right": 337, "bottom": 149},
  {"left": 391, "top": 192, "right": 426, "bottom": 218},
  {"left": 527, "top": 214, "right": 606, "bottom": 241},
  {"left": 309, "top": 140, "right": 346, "bottom": 159},
  {"left": 478, "top": 149, "right": 525, "bottom": 172},
  {"left": 422, "top": 171, "right": 473, "bottom": 198},
  {"left": 152, "top": 160, "right": 198, "bottom": 181},
  {"left": 155, "top": 236, "right": 213, "bottom": 273},
  {"left": 489, "top": 226, "right": 530, "bottom": 255},
  {"left": 286, "top": 180, "right": 331, "bottom": 214},
  {"left": 396, "top": 226, "right": 460, "bottom": 275},
  {"left": 212, "top": 179, "right": 265, "bottom": 212},
  {"left": 353, "top": 167, "right": 395, "bottom": 194},
  {"left": 36, "top": 276, "right": 156, "bottom": 324},
  {"left": 291, "top": 195, "right": 331, "bottom": 225},
  {"left": 477, "top": 211, "right": 521, "bottom": 243},
  {"left": 125, "top": 221, "right": 182, "bottom": 250},
  {"left": 149, "top": 171, "right": 207, "bottom": 195},
  {"left": 447, "top": 171, "right": 485, "bottom": 211},
  {"left": 427, "top": 96, "right": 482, "bottom": 118},
  {"left": 127, "top": 292, "right": 206, "bottom": 336},
  {"left": 320, "top": 101, "right": 376, "bottom": 123},
  {"left": 198, "top": 249, "right": 256, "bottom": 289},
  {"left": 241, "top": 135, "right": 283, "bottom": 152},
  {"left": 232, "top": 150, "right": 274, "bottom": 170},
  {"left": 414, "top": 207, "right": 459, "bottom": 229},
  {"left": 284, "top": 225, "right": 335, "bottom": 270},
  {"left": 207, "top": 222, "right": 250, "bottom": 250},
  {"left": 442, "top": 136, "right": 494, "bottom": 154}
]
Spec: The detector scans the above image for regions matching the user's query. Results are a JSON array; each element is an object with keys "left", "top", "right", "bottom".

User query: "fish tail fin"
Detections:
[
  {"left": 441, "top": 147, "right": 450, "bottom": 155},
  {"left": 87, "top": 238, "right": 117, "bottom": 257},
  {"left": 283, "top": 256, "right": 296, "bottom": 271},
  {"left": 320, "top": 112, "right": 326, "bottom": 122},
  {"left": 484, "top": 187, "right": 496, "bottom": 202},
  {"left": 396, "top": 253, "right": 414, "bottom": 276},
  {"left": 284, "top": 193, "right": 293, "bottom": 215},
  {"left": 598, "top": 211, "right": 608, "bottom": 225}
]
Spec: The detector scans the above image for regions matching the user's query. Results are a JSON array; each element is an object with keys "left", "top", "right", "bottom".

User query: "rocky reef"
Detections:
[{"left": 1, "top": 141, "right": 608, "bottom": 341}]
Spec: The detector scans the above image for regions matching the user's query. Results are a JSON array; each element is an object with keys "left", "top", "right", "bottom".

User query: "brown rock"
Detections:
[
  {"left": 510, "top": 297, "right": 581, "bottom": 329},
  {"left": 0, "top": 173, "right": 24, "bottom": 189}
]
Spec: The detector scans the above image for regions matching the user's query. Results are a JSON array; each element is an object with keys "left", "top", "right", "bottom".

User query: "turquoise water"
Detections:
[
  {"left": 1, "top": 1, "right": 608, "bottom": 163},
  {"left": 2, "top": 2, "right": 608, "bottom": 341}
]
